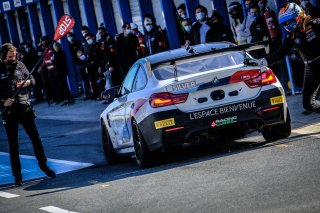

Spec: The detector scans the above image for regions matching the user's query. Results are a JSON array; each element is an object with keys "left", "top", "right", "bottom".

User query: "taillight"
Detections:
[
  {"left": 230, "top": 68, "right": 277, "bottom": 88},
  {"left": 261, "top": 69, "right": 277, "bottom": 85},
  {"left": 150, "top": 92, "right": 189, "bottom": 108},
  {"left": 229, "top": 69, "right": 260, "bottom": 84}
]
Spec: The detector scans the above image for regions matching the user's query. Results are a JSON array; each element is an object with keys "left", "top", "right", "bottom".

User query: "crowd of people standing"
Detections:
[{"left": 4, "top": 0, "right": 320, "bottom": 106}]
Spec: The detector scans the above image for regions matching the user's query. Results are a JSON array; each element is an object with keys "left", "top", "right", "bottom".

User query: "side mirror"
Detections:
[{"left": 100, "top": 86, "right": 120, "bottom": 103}]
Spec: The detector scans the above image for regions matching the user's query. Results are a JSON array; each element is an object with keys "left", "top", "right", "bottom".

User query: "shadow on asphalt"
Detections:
[{"left": 19, "top": 131, "right": 319, "bottom": 196}]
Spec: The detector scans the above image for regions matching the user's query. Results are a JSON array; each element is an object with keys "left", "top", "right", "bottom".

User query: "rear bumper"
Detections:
[{"left": 138, "top": 88, "right": 286, "bottom": 151}]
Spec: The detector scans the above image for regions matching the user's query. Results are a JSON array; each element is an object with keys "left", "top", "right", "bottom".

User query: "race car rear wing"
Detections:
[{"left": 151, "top": 40, "right": 270, "bottom": 69}]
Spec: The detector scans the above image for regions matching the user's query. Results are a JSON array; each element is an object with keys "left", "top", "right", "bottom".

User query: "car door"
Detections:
[
  {"left": 107, "top": 64, "right": 139, "bottom": 147},
  {"left": 124, "top": 64, "right": 149, "bottom": 145}
]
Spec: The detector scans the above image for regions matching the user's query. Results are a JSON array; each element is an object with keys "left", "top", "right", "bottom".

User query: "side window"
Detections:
[
  {"left": 132, "top": 65, "right": 148, "bottom": 92},
  {"left": 120, "top": 64, "right": 139, "bottom": 96}
]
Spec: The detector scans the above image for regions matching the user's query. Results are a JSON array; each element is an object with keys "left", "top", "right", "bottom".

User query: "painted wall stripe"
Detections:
[
  {"left": 0, "top": 191, "right": 20, "bottom": 198},
  {"left": 39, "top": 206, "right": 78, "bottom": 213}
]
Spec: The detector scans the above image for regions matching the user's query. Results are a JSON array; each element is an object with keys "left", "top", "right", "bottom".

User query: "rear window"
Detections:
[{"left": 153, "top": 51, "right": 244, "bottom": 80}]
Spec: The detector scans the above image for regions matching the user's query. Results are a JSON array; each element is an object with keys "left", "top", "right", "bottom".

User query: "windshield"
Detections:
[{"left": 153, "top": 51, "right": 244, "bottom": 80}]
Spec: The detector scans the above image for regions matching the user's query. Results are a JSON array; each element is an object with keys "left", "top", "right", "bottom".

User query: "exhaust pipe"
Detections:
[
  {"left": 200, "top": 133, "right": 209, "bottom": 142},
  {"left": 191, "top": 136, "right": 200, "bottom": 144}
]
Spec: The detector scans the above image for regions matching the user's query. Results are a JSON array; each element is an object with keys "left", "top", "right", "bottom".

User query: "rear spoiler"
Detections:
[{"left": 151, "top": 40, "right": 270, "bottom": 68}]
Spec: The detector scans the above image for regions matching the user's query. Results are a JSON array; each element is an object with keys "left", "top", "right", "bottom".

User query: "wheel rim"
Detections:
[
  {"left": 133, "top": 122, "right": 142, "bottom": 164},
  {"left": 102, "top": 127, "right": 109, "bottom": 153}
]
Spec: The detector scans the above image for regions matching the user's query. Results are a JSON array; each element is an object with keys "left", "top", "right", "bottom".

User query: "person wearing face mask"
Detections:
[
  {"left": 52, "top": 42, "right": 74, "bottom": 105},
  {"left": 80, "top": 26, "right": 92, "bottom": 65},
  {"left": 96, "top": 26, "right": 120, "bottom": 88},
  {"left": 228, "top": 2, "right": 250, "bottom": 45},
  {"left": 17, "top": 43, "right": 43, "bottom": 103},
  {"left": 206, "top": 10, "right": 235, "bottom": 43},
  {"left": 249, "top": 3, "right": 269, "bottom": 43},
  {"left": 300, "top": 0, "right": 320, "bottom": 18},
  {"left": 176, "top": 4, "right": 188, "bottom": 46},
  {"left": 0, "top": 43, "right": 56, "bottom": 186},
  {"left": 182, "top": 18, "right": 194, "bottom": 46},
  {"left": 131, "top": 22, "right": 146, "bottom": 57},
  {"left": 192, "top": 5, "right": 212, "bottom": 45},
  {"left": 143, "top": 14, "right": 166, "bottom": 56},
  {"left": 116, "top": 23, "right": 140, "bottom": 81},
  {"left": 83, "top": 33, "right": 101, "bottom": 100},
  {"left": 40, "top": 35, "right": 57, "bottom": 104},
  {"left": 66, "top": 32, "right": 90, "bottom": 98},
  {"left": 248, "top": 3, "right": 270, "bottom": 58}
]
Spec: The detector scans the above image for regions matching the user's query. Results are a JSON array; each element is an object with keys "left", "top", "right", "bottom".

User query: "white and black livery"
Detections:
[{"left": 100, "top": 42, "right": 291, "bottom": 168}]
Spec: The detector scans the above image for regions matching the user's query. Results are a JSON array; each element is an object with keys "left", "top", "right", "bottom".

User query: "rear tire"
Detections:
[
  {"left": 262, "top": 108, "right": 291, "bottom": 142},
  {"left": 102, "top": 123, "right": 118, "bottom": 165},
  {"left": 132, "top": 120, "right": 153, "bottom": 168}
]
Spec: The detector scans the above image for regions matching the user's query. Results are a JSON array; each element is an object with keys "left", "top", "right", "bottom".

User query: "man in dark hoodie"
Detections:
[
  {"left": 143, "top": 14, "right": 166, "bottom": 56},
  {"left": 206, "top": 10, "right": 235, "bottom": 43},
  {"left": 116, "top": 23, "right": 140, "bottom": 80}
]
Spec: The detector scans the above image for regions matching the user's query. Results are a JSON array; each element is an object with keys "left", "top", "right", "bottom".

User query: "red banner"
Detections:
[{"left": 54, "top": 15, "right": 75, "bottom": 41}]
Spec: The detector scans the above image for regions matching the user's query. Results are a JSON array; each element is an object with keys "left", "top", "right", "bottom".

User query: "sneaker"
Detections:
[
  {"left": 40, "top": 166, "right": 56, "bottom": 178},
  {"left": 43, "top": 168, "right": 56, "bottom": 178},
  {"left": 14, "top": 175, "right": 23, "bottom": 186}
]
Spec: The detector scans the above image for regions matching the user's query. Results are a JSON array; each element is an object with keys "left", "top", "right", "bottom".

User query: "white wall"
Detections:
[
  {"left": 112, "top": 0, "right": 123, "bottom": 34},
  {"left": 129, "top": 0, "right": 143, "bottom": 32},
  {"left": 93, "top": 0, "right": 104, "bottom": 27},
  {"left": 37, "top": 4, "right": 45, "bottom": 36},
  {"left": 14, "top": 11, "right": 22, "bottom": 43},
  {"left": 49, "top": 1, "right": 57, "bottom": 28},
  {"left": 78, "top": 0, "right": 88, "bottom": 27},
  {"left": 151, "top": 0, "right": 165, "bottom": 28}
]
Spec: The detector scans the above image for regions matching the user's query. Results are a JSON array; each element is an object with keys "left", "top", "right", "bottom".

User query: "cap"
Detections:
[{"left": 130, "top": 23, "right": 138, "bottom": 29}]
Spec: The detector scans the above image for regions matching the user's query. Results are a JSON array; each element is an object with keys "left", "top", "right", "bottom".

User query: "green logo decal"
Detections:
[{"left": 215, "top": 116, "right": 238, "bottom": 127}]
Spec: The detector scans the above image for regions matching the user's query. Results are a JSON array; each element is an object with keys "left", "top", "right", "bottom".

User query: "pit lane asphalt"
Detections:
[{"left": 0, "top": 95, "right": 319, "bottom": 213}]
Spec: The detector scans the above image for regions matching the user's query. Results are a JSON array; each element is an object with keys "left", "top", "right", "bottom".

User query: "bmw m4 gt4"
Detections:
[{"left": 100, "top": 42, "right": 291, "bottom": 168}]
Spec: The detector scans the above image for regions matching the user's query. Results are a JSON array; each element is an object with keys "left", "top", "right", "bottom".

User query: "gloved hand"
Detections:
[{"left": 244, "top": 58, "right": 268, "bottom": 67}]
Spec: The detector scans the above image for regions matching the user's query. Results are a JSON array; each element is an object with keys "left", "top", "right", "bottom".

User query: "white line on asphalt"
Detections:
[
  {"left": 0, "top": 191, "right": 20, "bottom": 198},
  {"left": 39, "top": 206, "right": 78, "bottom": 213}
]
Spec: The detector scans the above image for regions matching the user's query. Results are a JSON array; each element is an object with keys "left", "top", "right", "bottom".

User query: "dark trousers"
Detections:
[
  {"left": 302, "top": 60, "right": 320, "bottom": 111},
  {"left": 2, "top": 107, "right": 47, "bottom": 177}
]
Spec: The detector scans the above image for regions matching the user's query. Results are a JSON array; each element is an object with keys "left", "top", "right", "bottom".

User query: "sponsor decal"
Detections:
[
  {"left": 14, "top": 0, "right": 21, "bottom": 7},
  {"left": 172, "top": 81, "right": 196, "bottom": 91},
  {"left": 154, "top": 118, "right": 175, "bottom": 129},
  {"left": 212, "top": 116, "right": 238, "bottom": 127},
  {"left": 190, "top": 101, "right": 256, "bottom": 120},
  {"left": 2, "top": 1, "right": 10, "bottom": 11},
  {"left": 270, "top": 96, "right": 284, "bottom": 105}
]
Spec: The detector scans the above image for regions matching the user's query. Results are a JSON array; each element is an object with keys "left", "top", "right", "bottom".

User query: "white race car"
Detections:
[{"left": 100, "top": 42, "right": 291, "bottom": 167}]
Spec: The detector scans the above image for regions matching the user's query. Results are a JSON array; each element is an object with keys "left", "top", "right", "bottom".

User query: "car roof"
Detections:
[{"left": 143, "top": 42, "right": 234, "bottom": 66}]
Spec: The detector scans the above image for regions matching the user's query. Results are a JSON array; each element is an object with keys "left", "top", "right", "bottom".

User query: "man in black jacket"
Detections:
[
  {"left": 206, "top": 10, "right": 235, "bottom": 43},
  {"left": 116, "top": 23, "right": 140, "bottom": 81},
  {"left": 192, "top": 5, "right": 212, "bottom": 45},
  {"left": 143, "top": 14, "right": 166, "bottom": 56},
  {"left": 0, "top": 43, "right": 55, "bottom": 186}
]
